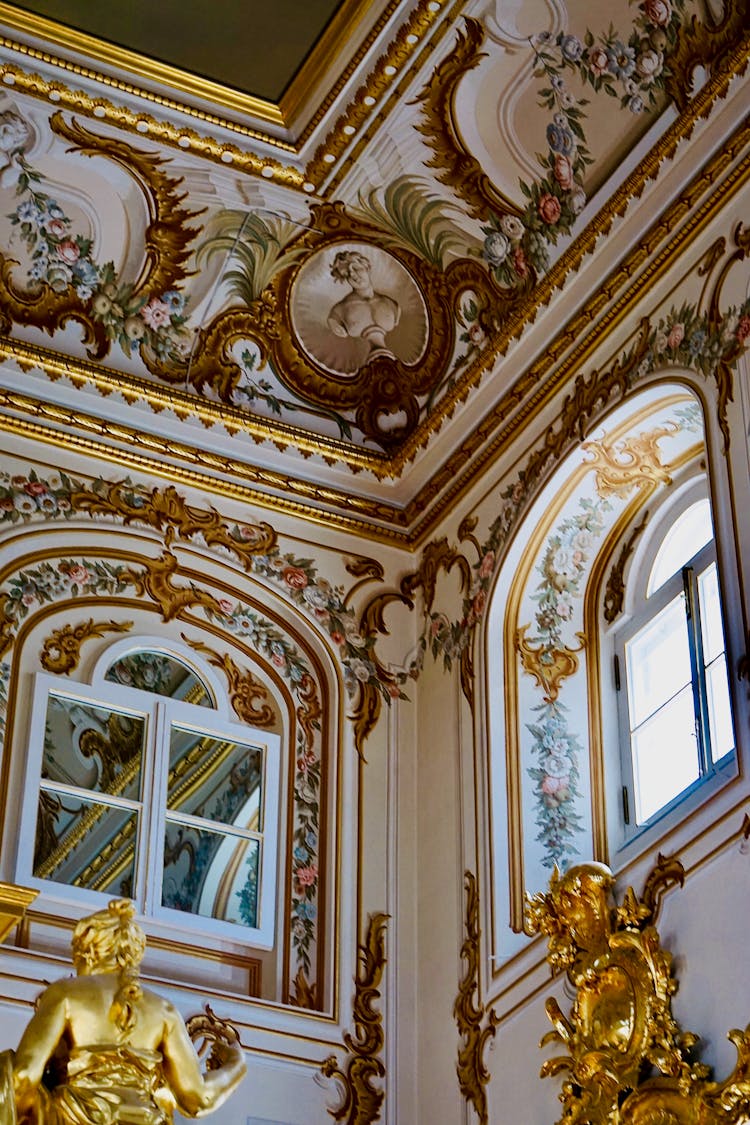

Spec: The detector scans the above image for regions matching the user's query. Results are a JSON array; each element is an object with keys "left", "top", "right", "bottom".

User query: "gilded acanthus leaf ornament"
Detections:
[
  {"left": 321, "top": 912, "right": 388, "bottom": 1125},
  {"left": 515, "top": 626, "right": 586, "bottom": 704},
  {"left": 119, "top": 551, "right": 220, "bottom": 622},
  {"left": 454, "top": 872, "right": 498, "bottom": 1125},
  {"left": 40, "top": 618, "right": 133, "bottom": 675},
  {"left": 582, "top": 427, "right": 675, "bottom": 499},
  {"left": 0, "top": 899, "right": 246, "bottom": 1125},
  {"left": 526, "top": 858, "right": 750, "bottom": 1125},
  {"left": 184, "top": 638, "right": 277, "bottom": 728},
  {"left": 69, "top": 480, "right": 277, "bottom": 564}
]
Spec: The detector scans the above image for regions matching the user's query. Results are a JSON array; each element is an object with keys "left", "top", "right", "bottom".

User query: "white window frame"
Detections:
[
  {"left": 18, "top": 649, "right": 281, "bottom": 949},
  {"left": 612, "top": 503, "right": 737, "bottom": 850}
]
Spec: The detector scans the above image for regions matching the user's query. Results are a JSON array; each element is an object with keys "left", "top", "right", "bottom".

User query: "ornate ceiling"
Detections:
[{"left": 0, "top": 0, "right": 747, "bottom": 541}]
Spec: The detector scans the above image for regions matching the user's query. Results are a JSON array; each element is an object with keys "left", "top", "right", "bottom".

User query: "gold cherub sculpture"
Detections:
[
  {"left": 526, "top": 857, "right": 750, "bottom": 1125},
  {"left": 0, "top": 899, "right": 246, "bottom": 1125}
]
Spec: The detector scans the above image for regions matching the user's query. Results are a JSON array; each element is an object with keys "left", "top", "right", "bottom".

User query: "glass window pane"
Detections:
[
  {"left": 167, "top": 727, "right": 263, "bottom": 829},
  {"left": 162, "top": 821, "right": 260, "bottom": 927},
  {"left": 34, "top": 790, "right": 137, "bottom": 896},
  {"left": 648, "top": 499, "right": 712, "bottom": 594},
  {"left": 625, "top": 595, "right": 691, "bottom": 728},
  {"left": 43, "top": 695, "right": 145, "bottom": 800},
  {"left": 105, "top": 650, "right": 213, "bottom": 706},
  {"left": 631, "top": 686, "right": 700, "bottom": 823},
  {"left": 705, "top": 655, "right": 734, "bottom": 762},
  {"left": 698, "top": 563, "right": 724, "bottom": 664}
]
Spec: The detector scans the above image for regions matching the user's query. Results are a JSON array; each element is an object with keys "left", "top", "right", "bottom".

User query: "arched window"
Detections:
[
  {"left": 18, "top": 638, "right": 281, "bottom": 948},
  {"left": 614, "top": 495, "right": 734, "bottom": 832}
]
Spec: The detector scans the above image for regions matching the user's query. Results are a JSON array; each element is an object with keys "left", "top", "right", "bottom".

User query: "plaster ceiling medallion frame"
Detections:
[{"left": 183, "top": 202, "right": 501, "bottom": 451}]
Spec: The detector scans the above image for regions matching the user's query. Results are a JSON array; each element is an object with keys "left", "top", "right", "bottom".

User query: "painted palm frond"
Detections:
[
  {"left": 197, "top": 210, "right": 307, "bottom": 303},
  {"left": 351, "top": 178, "right": 472, "bottom": 269}
]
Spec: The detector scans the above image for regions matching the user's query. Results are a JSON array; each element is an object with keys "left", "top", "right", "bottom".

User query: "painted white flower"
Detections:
[{"left": 499, "top": 214, "right": 525, "bottom": 241}]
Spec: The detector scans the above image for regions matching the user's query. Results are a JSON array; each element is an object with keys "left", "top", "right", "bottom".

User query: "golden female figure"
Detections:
[{"left": 2, "top": 900, "right": 246, "bottom": 1125}]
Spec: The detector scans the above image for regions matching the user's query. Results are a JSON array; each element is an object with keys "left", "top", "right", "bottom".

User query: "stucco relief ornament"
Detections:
[
  {"left": 527, "top": 859, "right": 750, "bottom": 1125},
  {"left": 0, "top": 899, "right": 246, "bottom": 1125}
]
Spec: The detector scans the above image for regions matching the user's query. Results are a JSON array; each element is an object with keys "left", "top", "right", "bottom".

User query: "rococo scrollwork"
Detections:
[
  {"left": 454, "top": 872, "right": 498, "bottom": 1125},
  {"left": 527, "top": 857, "right": 750, "bottom": 1125},
  {"left": 321, "top": 912, "right": 389, "bottom": 1125}
]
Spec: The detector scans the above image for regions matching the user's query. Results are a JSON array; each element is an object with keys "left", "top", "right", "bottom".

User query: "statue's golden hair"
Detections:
[{"left": 72, "top": 899, "right": 146, "bottom": 1039}]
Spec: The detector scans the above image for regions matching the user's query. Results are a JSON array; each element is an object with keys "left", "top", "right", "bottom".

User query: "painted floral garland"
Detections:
[
  {"left": 481, "top": 0, "right": 689, "bottom": 285},
  {"left": 6, "top": 156, "right": 191, "bottom": 361}
]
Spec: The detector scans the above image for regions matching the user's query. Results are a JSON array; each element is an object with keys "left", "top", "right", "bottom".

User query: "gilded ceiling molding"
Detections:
[
  {"left": 321, "top": 911, "right": 388, "bottom": 1125},
  {"left": 394, "top": 44, "right": 750, "bottom": 479},
  {"left": 305, "top": 0, "right": 463, "bottom": 192},
  {"left": 183, "top": 638, "right": 278, "bottom": 729},
  {"left": 402, "top": 146, "right": 750, "bottom": 537},
  {"left": 603, "top": 511, "right": 649, "bottom": 623},
  {"left": 40, "top": 618, "right": 133, "bottom": 675},
  {"left": 527, "top": 855, "right": 750, "bottom": 1125},
  {"left": 0, "top": 50, "right": 301, "bottom": 184},
  {"left": 454, "top": 872, "right": 498, "bottom": 1125},
  {"left": 414, "top": 18, "right": 520, "bottom": 221}
]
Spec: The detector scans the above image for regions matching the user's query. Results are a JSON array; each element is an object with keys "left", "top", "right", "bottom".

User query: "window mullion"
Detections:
[
  {"left": 682, "top": 565, "right": 712, "bottom": 776},
  {"left": 140, "top": 700, "right": 170, "bottom": 916}
]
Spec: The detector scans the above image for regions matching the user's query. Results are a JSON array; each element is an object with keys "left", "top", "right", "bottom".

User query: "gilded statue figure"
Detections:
[
  {"left": 0, "top": 900, "right": 246, "bottom": 1125},
  {"left": 526, "top": 859, "right": 750, "bottom": 1125}
]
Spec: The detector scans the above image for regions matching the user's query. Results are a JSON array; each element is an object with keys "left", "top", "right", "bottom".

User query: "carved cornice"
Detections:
[
  {"left": 322, "top": 912, "right": 388, "bottom": 1125},
  {"left": 454, "top": 872, "right": 498, "bottom": 1125},
  {"left": 40, "top": 618, "right": 133, "bottom": 675}
]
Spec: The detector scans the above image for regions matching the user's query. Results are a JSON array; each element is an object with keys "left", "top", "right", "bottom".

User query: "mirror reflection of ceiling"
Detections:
[{"left": 8, "top": 0, "right": 344, "bottom": 101}]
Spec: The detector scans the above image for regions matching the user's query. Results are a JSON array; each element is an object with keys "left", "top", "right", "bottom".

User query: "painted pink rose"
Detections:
[
  {"left": 468, "top": 322, "right": 486, "bottom": 346},
  {"left": 538, "top": 193, "right": 562, "bottom": 224},
  {"left": 45, "top": 218, "right": 67, "bottom": 239},
  {"left": 643, "top": 0, "right": 671, "bottom": 24},
  {"left": 238, "top": 524, "right": 258, "bottom": 540},
  {"left": 589, "top": 46, "right": 609, "bottom": 75},
  {"left": 553, "top": 153, "right": 574, "bottom": 190},
  {"left": 541, "top": 774, "right": 570, "bottom": 803},
  {"left": 24, "top": 481, "right": 47, "bottom": 495},
  {"left": 736, "top": 316, "right": 750, "bottom": 344},
  {"left": 271, "top": 651, "right": 287, "bottom": 668},
  {"left": 282, "top": 566, "right": 308, "bottom": 590},
  {"left": 473, "top": 590, "right": 486, "bottom": 617},
  {"left": 216, "top": 597, "right": 234, "bottom": 615},
  {"left": 667, "top": 323, "right": 685, "bottom": 348},
  {"left": 57, "top": 239, "right": 80, "bottom": 264},
  {"left": 387, "top": 682, "right": 401, "bottom": 699},
  {"left": 66, "top": 564, "right": 89, "bottom": 584},
  {"left": 141, "top": 298, "right": 171, "bottom": 330},
  {"left": 513, "top": 247, "right": 529, "bottom": 278},
  {"left": 22, "top": 592, "right": 36, "bottom": 606},
  {"left": 479, "top": 551, "right": 495, "bottom": 578},
  {"left": 330, "top": 630, "right": 345, "bottom": 645},
  {"left": 295, "top": 865, "right": 318, "bottom": 888},
  {"left": 0, "top": 497, "right": 13, "bottom": 510}
]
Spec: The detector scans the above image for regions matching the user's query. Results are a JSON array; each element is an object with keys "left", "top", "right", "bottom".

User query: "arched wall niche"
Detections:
[
  {"left": 482, "top": 371, "right": 748, "bottom": 975},
  {"left": 0, "top": 517, "right": 344, "bottom": 1017}
]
